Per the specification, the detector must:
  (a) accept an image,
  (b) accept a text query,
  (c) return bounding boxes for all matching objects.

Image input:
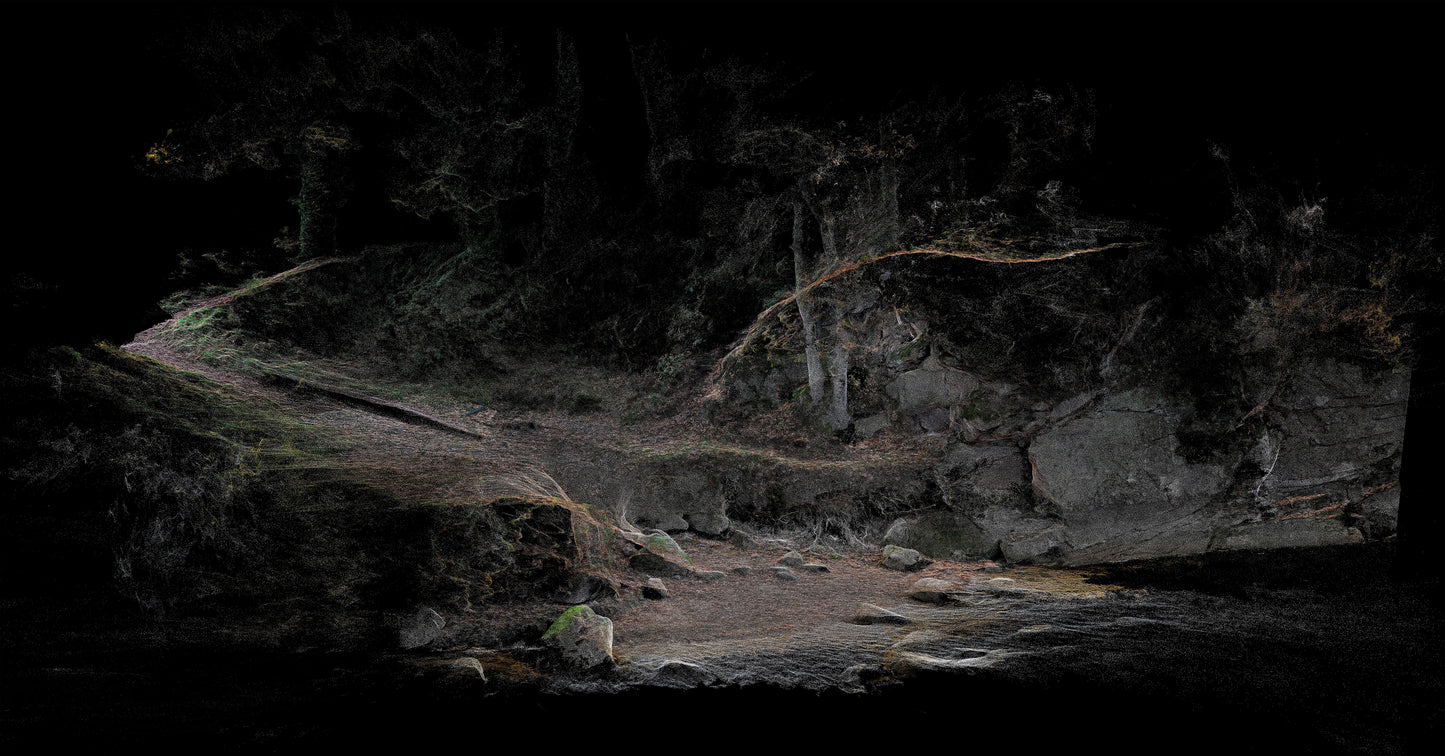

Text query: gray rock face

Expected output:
[887,353,982,411]
[1357,485,1400,539]
[938,444,1031,509]
[609,333,1406,572]
[1210,518,1365,551]
[1028,389,1231,562]
[1251,359,1408,511]
[999,524,1069,563]
[616,469,730,537]
[541,605,615,669]
[779,551,805,568]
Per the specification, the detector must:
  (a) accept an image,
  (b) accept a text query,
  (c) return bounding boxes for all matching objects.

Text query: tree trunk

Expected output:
[1395,333,1445,597]
[824,314,851,431]
[879,126,900,248]
[792,199,825,406]
[298,143,338,260]
[800,191,851,429]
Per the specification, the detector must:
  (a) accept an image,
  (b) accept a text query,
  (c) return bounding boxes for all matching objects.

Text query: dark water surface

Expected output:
[4,544,1440,753]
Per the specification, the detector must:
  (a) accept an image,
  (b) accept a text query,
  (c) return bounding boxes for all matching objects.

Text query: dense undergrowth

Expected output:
[0,346,603,646]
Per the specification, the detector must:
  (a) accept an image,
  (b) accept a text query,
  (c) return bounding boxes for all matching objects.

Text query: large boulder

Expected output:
[628,529,695,577]
[883,513,997,560]
[397,607,446,650]
[541,605,615,669]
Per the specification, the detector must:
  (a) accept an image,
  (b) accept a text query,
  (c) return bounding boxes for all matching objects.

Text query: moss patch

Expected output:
[541,604,596,640]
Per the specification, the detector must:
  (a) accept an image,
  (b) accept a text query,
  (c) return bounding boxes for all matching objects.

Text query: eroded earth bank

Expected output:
[4,243,1440,752]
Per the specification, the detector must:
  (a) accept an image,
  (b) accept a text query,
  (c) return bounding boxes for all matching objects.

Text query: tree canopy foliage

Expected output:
[129,5,1438,388]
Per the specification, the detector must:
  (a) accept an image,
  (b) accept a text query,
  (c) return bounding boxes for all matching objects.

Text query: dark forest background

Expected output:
[6,3,1438,354]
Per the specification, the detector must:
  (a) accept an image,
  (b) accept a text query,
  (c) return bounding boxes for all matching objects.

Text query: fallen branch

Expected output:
[261,371,487,441]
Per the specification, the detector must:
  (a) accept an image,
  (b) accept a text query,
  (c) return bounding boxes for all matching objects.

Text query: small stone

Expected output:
[732,565,753,575]
[772,566,799,581]
[907,578,958,604]
[729,530,759,550]
[798,563,831,573]
[694,570,726,582]
[854,603,913,626]
[779,551,805,567]
[853,413,890,441]
[408,656,487,685]
[684,511,730,536]
[641,578,669,599]
[880,545,931,572]
[840,663,886,688]
[447,657,487,680]
[652,659,717,686]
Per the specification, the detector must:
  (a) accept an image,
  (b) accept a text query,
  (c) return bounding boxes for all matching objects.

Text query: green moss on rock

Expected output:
[542,604,596,640]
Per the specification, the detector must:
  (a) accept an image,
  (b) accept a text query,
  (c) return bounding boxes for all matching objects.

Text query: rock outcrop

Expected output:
[573,255,1409,570]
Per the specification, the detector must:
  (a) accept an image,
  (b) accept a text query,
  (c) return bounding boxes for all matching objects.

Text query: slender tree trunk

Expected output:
[1395,327,1445,599]
[792,198,825,406]
[799,189,851,429]
[880,126,900,248]
[298,143,338,260]
[824,314,851,430]
[542,30,584,252]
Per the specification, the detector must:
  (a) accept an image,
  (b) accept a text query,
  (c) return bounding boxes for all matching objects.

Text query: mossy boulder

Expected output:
[541,604,615,669]
[628,530,694,577]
